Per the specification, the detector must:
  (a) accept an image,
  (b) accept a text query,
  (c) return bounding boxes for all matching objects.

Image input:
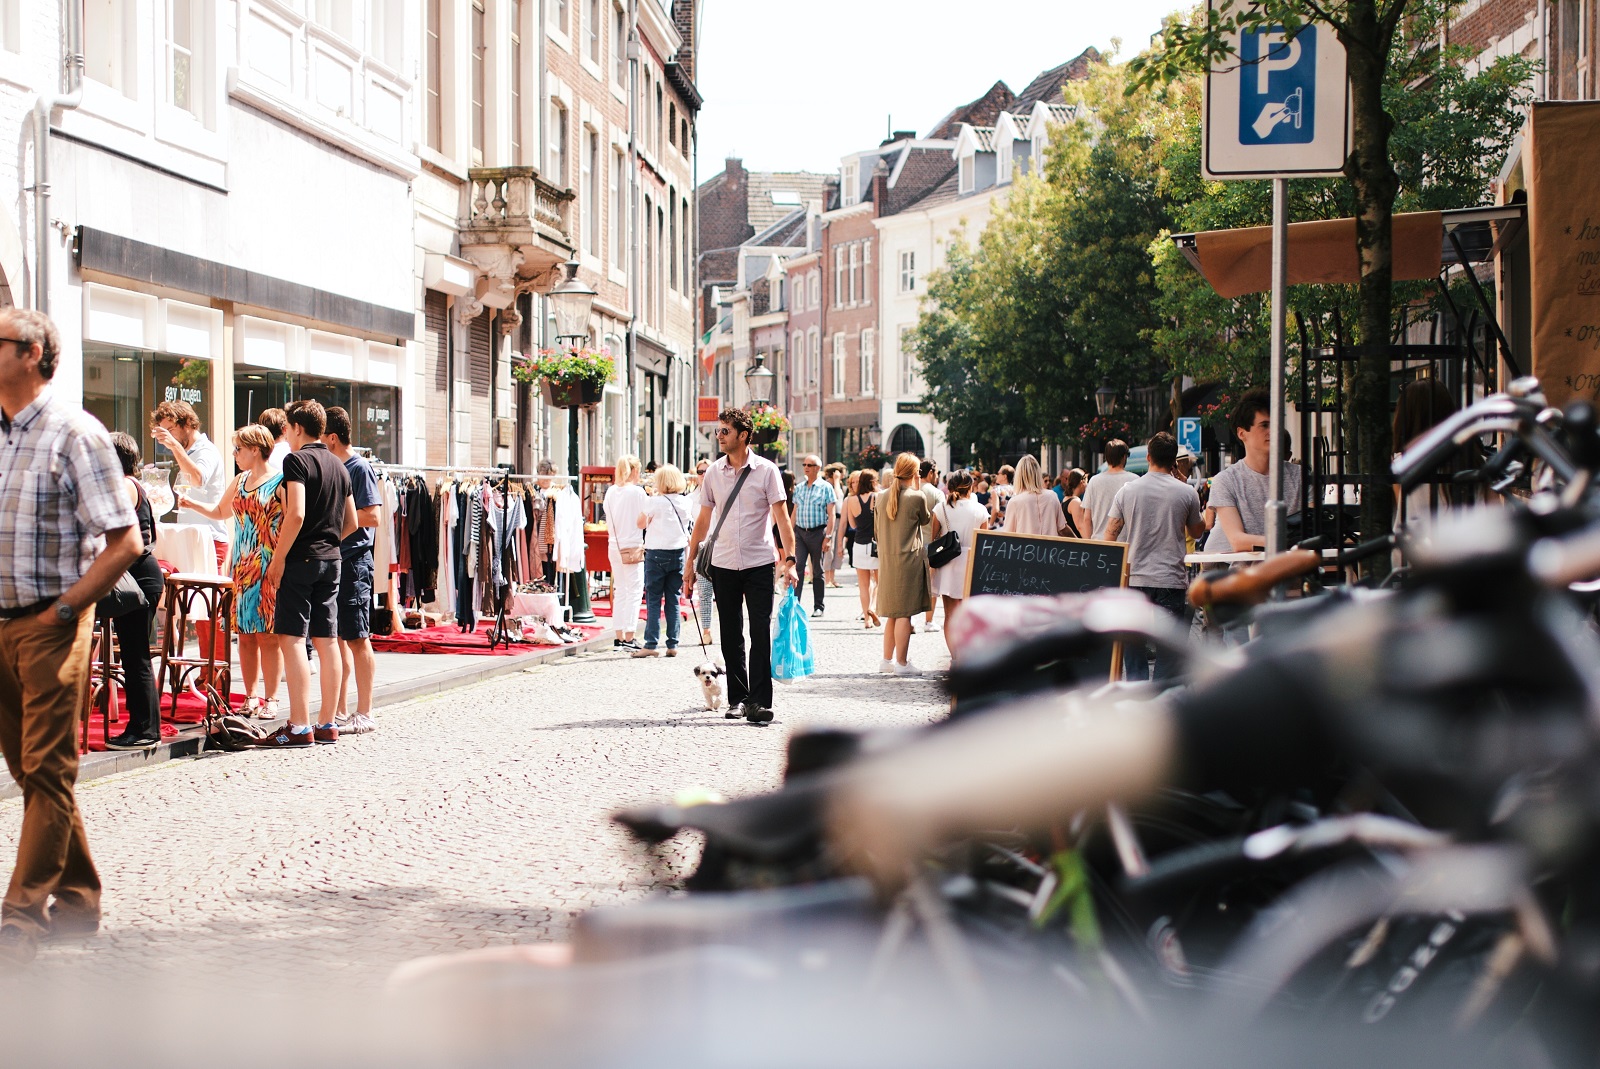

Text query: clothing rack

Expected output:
[369,461,572,482]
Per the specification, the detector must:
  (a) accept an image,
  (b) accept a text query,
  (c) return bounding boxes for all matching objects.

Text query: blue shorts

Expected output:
[337,551,373,641]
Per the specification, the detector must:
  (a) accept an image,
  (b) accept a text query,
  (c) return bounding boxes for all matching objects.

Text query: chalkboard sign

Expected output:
[963,531,1129,598]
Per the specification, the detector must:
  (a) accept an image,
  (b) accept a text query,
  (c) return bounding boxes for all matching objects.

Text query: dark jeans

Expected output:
[111,553,166,739]
[793,525,827,611]
[642,548,685,649]
[1127,586,1189,682]
[711,563,775,711]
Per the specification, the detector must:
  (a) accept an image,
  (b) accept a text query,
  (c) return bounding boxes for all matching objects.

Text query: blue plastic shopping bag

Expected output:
[771,586,815,681]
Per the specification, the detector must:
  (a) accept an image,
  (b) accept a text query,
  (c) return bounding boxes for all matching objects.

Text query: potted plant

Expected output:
[512,345,616,408]
[1076,415,1133,450]
[749,404,790,447]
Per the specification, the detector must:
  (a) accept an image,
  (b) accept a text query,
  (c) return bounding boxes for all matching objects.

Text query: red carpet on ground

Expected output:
[371,620,603,656]
[81,687,244,753]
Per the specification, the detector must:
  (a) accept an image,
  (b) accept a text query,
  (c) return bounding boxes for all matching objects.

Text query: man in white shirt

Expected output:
[152,399,229,674]
[1082,439,1139,541]
[683,409,797,725]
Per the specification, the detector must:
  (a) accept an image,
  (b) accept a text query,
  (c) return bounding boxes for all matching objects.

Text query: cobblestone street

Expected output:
[0,587,946,999]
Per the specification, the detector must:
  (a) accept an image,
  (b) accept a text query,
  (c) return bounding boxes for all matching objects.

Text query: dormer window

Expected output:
[997,140,1012,184]
[959,154,973,194]
[841,161,859,207]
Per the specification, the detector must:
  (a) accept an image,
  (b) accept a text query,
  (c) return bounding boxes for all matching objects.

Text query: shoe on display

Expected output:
[743,704,774,725]
[105,733,159,751]
[252,726,314,748]
[313,724,339,745]
[893,661,923,677]
[878,659,896,675]
[631,647,660,658]
[0,925,37,969]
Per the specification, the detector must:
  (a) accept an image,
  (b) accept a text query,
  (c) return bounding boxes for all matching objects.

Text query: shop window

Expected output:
[233,370,400,463]
[85,348,214,486]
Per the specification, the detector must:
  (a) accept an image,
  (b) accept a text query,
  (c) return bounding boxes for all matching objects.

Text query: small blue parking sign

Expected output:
[1177,417,1202,457]
[1239,26,1317,146]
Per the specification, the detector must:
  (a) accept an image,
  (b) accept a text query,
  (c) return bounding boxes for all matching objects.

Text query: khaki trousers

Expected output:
[0,610,98,936]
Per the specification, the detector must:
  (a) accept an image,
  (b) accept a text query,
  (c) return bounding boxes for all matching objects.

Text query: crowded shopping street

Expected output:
[6,0,1600,1065]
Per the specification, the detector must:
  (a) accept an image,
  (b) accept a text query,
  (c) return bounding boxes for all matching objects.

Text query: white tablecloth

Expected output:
[154,523,222,576]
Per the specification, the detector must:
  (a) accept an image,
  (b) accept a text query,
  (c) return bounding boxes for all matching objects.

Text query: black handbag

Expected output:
[96,567,148,618]
[926,503,961,569]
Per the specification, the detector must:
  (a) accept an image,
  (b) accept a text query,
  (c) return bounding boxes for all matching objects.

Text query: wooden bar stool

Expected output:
[156,573,235,723]
[80,614,122,753]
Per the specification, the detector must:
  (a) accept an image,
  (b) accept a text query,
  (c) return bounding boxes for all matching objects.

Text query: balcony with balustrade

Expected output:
[457,168,575,305]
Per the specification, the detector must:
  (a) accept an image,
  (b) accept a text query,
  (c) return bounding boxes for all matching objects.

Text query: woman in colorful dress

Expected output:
[177,424,286,718]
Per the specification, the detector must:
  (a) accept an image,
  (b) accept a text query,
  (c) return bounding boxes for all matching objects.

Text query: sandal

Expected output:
[242,696,264,717]
[868,612,882,628]
[262,698,280,720]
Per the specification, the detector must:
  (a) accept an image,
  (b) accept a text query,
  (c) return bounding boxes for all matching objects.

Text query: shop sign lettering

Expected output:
[164,387,203,404]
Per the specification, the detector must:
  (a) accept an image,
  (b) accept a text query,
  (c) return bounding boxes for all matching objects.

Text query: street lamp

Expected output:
[1094,384,1119,417]
[743,352,775,407]
[548,257,598,622]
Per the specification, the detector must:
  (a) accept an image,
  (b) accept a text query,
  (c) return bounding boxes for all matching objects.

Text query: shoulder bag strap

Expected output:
[705,466,754,548]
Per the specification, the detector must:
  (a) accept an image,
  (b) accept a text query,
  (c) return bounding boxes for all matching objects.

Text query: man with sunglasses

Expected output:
[791,454,837,619]
[684,409,797,725]
[0,310,142,967]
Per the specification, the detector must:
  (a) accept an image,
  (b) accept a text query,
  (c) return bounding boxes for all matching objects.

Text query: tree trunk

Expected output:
[1341,2,1399,573]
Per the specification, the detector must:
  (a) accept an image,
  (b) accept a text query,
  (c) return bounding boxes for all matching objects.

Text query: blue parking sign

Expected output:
[1239,26,1318,146]
[1177,417,1202,457]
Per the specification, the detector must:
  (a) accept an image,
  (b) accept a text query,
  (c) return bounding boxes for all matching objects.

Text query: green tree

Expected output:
[1132,0,1533,551]
[912,244,1031,469]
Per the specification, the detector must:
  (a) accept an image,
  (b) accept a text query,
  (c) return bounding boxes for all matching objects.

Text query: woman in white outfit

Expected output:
[840,468,881,628]
[929,470,990,655]
[602,455,649,650]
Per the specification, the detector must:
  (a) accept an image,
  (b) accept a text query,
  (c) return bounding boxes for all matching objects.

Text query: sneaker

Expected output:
[725,702,748,720]
[0,925,37,969]
[342,714,376,735]
[878,659,896,675]
[105,733,159,751]
[743,704,774,725]
[811,608,825,618]
[313,724,339,745]
[893,661,923,677]
[252,726,313,748]
[631,647,660,658]
[924,621,941,633]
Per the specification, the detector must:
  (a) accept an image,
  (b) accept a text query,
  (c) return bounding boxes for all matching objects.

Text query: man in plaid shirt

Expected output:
[0,310,141,968]
[791,454,838,618]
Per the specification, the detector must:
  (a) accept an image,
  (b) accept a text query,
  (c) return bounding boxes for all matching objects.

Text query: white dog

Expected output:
[692,661,725,712]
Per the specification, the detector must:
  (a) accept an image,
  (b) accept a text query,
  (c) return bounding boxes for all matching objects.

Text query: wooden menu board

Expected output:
[962,530,1129,598]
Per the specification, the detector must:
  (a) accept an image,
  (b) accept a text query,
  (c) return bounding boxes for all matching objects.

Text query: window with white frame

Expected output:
[831,333,846,398]
[583,128,600,254]
[958,154,973,194]
[841,161,859,206]
[833,247,846,308]
[899,325,916,394]
[610,148,625,266]
[587,0,601,62]
[643,194,654,325]
[314,0,355,41]
[860,329,876,397]
[510,0,524,163]
[668,193,678,291]
[790,276,804,314]
[899,250,916,293]
[613,3,627,84]
[809,327,820,387]
[792,331,805,383]
[425,0,443,151]
[548,100,568,186]
[471,0,487,163]
[862,243,872,304]
[0,0,17,53]
[85,0,138,98]
[551,0,567,34]
[167,0,213,127]
[847,243,859,306]
[370,0,404,68]
[809,271,820,307]
[997,139,1012,183]
[681,197,691,289]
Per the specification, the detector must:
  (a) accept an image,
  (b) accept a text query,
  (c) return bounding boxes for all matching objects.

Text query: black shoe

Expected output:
[743,704,774,725]
[105,733,159,751]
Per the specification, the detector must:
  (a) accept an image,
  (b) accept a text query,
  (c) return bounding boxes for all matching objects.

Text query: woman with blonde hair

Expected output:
[841,469,880,628]
[603,454,649,649]
[634,463,693,656]
[875,453,933,675]
[176,423,286,718]
[1001,454,1069,537]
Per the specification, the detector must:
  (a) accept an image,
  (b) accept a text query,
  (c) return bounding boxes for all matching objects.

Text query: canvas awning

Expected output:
[1171,205,1525,300]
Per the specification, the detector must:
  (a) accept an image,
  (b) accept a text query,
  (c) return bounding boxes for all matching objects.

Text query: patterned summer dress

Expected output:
[231,471,285,633]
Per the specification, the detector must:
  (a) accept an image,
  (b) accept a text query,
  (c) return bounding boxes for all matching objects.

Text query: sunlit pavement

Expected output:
[0,576,947,995]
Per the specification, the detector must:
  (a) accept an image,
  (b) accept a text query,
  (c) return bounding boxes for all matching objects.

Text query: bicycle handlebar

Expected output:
[1187,549,1320,610]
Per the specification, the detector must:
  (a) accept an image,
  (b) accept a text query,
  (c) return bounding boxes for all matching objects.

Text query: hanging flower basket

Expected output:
[512,346,615,408]
[1076,416,1133,447]
[749,403,790,446]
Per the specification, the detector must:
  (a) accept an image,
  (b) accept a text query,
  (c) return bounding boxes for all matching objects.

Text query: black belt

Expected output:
[797,525,829,531]
[0,598,56,620]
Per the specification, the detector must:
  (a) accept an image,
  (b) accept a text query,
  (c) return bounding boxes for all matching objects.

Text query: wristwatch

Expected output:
[785,555,796,564]
[53,599,74,623]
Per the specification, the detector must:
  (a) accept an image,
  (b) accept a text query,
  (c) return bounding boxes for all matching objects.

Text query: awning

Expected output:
[1171,205,1525,300]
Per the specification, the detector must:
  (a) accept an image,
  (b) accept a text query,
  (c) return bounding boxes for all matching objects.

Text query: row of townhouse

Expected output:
[1,0,701,479]
[696,51,1098,471]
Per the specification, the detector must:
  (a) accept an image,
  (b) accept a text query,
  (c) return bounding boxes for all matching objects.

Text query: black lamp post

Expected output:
[1094,384,1119,417]
[743,352,775,407]
[550,257,598,622]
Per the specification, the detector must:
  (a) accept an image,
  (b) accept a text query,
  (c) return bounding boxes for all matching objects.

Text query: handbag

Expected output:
[619,545,646,565]
[927,503,962,569]
[694,466,753,576]
[96,566,148,618]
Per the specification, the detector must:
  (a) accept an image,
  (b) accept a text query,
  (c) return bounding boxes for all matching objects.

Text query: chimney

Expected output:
[725,156,742,179]
[870,158,890,215]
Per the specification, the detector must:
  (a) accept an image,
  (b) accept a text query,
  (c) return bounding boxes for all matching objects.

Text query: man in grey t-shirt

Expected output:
[1107,433,1205,681]
[1202,388,1302,553]
[1082,438,1138,541]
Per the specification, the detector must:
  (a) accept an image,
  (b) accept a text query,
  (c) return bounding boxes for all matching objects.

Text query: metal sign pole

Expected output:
[1266,176,1288,559]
